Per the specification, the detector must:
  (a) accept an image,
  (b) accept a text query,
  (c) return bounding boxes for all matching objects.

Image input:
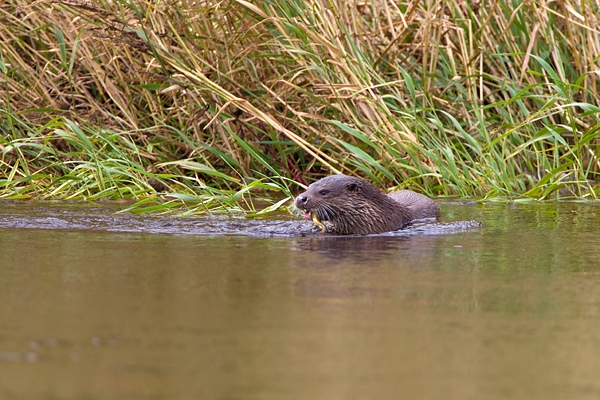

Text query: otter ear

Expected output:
[346,183,358,192]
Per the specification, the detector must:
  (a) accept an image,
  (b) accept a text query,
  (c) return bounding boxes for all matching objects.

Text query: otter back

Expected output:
[387,190,441,220]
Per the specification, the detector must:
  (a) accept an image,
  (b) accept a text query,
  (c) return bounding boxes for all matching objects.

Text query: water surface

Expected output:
[1,201,600,399]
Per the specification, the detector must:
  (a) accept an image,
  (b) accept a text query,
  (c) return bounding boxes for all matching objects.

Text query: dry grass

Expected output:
[1,0,600,208]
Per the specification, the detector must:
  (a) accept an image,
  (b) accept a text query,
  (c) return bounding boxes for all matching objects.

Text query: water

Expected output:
[1,201,600,399]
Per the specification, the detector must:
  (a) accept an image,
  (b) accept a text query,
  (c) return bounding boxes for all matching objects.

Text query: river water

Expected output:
[0,200,599,399]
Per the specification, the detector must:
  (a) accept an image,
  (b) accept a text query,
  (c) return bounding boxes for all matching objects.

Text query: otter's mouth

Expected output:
[298,207,327,233]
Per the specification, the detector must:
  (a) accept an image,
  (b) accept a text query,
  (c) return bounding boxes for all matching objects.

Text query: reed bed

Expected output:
[1,0,599,213]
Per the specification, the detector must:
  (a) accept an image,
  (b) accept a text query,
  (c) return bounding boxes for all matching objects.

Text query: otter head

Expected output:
[294,174,410,235]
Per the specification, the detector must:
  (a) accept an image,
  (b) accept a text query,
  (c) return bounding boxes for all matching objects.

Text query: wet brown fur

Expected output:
[294,175,440,235]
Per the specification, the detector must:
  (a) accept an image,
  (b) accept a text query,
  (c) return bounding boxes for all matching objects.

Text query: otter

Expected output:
[294,174,440,235]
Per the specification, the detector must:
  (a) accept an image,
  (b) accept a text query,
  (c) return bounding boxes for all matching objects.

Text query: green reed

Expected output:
[1,0,599,214]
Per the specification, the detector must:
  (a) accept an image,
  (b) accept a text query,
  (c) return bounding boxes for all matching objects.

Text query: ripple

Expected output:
[0,202,480,237]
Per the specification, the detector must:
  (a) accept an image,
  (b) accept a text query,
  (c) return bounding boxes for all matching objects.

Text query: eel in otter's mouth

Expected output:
[302,210,327,233]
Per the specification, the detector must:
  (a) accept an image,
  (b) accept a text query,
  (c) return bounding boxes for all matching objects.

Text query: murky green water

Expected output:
[1,201,600,399]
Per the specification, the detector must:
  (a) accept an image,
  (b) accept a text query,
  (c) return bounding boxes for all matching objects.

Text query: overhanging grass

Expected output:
[1,0,599,214]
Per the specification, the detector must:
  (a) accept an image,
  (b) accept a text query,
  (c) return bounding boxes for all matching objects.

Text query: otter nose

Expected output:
[295,194,308,206]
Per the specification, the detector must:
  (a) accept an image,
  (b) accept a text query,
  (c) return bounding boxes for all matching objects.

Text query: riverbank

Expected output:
[1,0,599,213]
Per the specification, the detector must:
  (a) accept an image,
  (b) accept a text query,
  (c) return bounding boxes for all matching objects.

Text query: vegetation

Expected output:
[1,0,599,214]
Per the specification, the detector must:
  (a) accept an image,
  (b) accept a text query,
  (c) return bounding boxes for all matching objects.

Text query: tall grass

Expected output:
[1,0,599,213]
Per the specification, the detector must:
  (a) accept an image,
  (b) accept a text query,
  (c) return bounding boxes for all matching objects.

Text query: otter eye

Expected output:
[319,189,329,196]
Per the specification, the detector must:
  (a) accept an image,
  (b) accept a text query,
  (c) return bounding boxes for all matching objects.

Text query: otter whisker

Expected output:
[314,208,328,222]
[321,205,336,221]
